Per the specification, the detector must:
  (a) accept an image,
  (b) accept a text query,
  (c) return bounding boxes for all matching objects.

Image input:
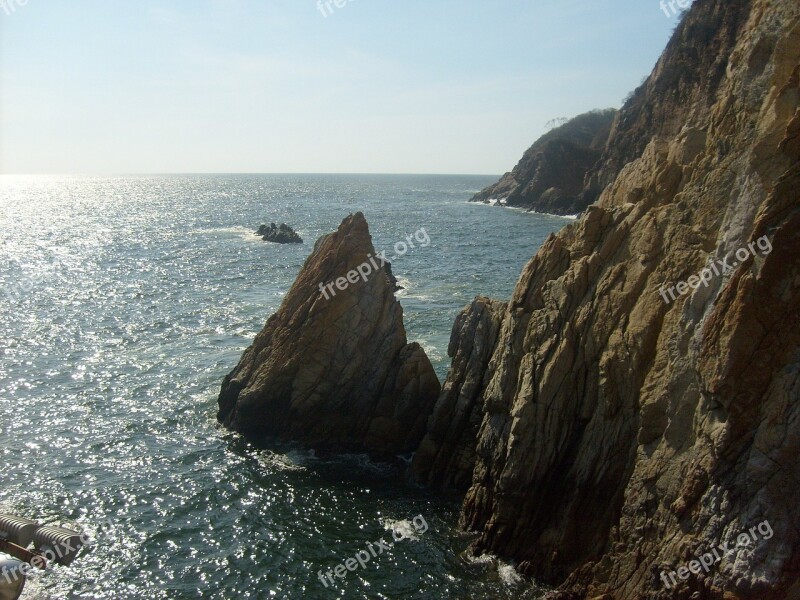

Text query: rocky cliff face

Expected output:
[470,109,616,216]
[422,1,800,598]
[218,212,441,456]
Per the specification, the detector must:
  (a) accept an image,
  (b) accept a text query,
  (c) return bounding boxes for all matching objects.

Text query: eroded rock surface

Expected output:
[219,212,441,455]
[429,1,800,598]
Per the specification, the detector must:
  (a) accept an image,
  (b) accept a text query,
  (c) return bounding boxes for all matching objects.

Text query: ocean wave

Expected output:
[471,200,581,220]
[464,551,494,564]
[527,210,580,220]
[416,340,442,362]
[463,553,524,586]
[497,561,524,585]
[395,276,412,297]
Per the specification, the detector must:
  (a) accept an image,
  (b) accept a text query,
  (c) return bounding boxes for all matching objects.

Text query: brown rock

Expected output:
[423,0,800,598]
[218,212,441,456]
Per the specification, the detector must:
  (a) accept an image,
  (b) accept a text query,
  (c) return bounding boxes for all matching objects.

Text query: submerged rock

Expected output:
[219,212,440,455]
[257,222,303,244]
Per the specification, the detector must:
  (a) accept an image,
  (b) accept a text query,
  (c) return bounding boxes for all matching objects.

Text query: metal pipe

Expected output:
[0,516,39,549]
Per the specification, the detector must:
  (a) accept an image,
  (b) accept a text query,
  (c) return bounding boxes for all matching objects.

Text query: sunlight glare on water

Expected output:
[0,174,565,599]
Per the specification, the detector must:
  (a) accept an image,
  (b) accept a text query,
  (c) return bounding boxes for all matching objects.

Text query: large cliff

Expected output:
[417,0,800,598]
[470,109,616,216]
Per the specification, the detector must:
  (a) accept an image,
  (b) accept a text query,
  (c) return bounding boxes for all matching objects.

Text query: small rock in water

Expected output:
[256,222,303,244]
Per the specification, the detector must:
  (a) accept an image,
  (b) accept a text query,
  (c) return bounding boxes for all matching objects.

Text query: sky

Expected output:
[0,0,681,175]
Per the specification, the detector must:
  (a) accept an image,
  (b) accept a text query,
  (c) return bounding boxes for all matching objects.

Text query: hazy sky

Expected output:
[0,0,680,174]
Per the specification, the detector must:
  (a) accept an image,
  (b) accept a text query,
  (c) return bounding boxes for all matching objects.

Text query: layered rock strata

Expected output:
[423,0,800,598]
[219,212,441,455]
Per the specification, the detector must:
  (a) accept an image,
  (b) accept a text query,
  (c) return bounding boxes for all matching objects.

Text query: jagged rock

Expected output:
[257,222,303,244]
[470,110,617,216]
[220,212,440,455]
[411,296,505,491]
[427,1,800,598]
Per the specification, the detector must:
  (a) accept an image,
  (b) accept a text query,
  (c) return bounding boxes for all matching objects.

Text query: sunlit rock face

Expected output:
[425,0,800,597]
[218,212,441,456]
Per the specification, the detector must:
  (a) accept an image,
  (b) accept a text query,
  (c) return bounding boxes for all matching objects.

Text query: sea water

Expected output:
[0,174,567,599]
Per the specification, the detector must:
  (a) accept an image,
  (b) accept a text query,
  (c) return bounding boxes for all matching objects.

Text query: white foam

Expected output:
[191,226,263,241]
[473,201,581,220]
[258,450,308,472]
[528,210,580,220]
[381,518,420,541]
[464,553,524,586]
[395,276,412,297]
[416,340,442,362]
[464,552,495,566]
[497,561,523,585]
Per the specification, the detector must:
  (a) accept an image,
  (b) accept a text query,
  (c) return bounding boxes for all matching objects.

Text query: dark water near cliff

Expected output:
[0,175,570,599]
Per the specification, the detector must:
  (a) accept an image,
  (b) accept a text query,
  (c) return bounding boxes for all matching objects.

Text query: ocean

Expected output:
[0,174,569,599]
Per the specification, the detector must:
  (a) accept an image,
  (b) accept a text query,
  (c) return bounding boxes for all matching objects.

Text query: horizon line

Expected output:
[0,171,502,177]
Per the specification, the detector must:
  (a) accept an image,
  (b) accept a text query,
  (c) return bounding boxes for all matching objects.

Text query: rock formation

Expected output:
[420,0,800,598]
[470,109,616,216]
[257,222,303,244]
[220,212,441,456]
[412,296,506,492]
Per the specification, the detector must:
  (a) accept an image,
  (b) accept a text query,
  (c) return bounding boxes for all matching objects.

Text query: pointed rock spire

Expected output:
[218,212,441,455]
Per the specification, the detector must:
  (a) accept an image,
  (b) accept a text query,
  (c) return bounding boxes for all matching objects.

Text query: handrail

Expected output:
[0,540,47,570]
